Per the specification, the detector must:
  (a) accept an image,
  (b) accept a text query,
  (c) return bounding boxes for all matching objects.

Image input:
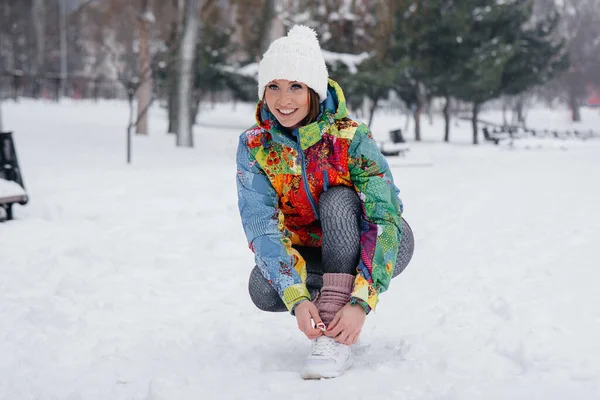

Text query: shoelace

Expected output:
[311,337,337,356]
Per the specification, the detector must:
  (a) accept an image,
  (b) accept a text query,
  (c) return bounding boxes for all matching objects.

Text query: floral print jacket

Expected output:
[236,79,403,314]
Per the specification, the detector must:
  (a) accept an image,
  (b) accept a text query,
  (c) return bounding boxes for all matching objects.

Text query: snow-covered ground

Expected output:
[1,100,599,400]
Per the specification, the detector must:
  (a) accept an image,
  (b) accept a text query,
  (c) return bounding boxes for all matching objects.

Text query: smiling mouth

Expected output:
[277,108,297,116]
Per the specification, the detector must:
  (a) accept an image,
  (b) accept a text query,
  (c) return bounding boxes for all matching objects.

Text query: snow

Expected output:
[321,50,369,73]
[141,10,155,24]
[1,99,600,399]
[222,62,258,78]
[0,179,25,198]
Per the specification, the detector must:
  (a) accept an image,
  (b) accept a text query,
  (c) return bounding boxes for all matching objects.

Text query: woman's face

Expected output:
[264,79,310,130]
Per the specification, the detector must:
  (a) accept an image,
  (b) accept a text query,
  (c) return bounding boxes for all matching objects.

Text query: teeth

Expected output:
[278,109,295,115]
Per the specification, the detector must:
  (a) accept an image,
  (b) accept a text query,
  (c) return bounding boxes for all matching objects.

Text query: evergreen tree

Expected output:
[387,1,429,141]
[499,6,567,98]
[499,8,567,123]
[331,57,396,128]
[451,1,538,144]
[400,0,473,142]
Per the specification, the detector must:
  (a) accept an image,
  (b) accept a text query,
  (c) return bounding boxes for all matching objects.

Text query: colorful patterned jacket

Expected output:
[236,79,403,314]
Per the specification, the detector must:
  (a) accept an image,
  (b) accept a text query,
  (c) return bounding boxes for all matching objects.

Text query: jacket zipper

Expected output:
[293,130,320,220]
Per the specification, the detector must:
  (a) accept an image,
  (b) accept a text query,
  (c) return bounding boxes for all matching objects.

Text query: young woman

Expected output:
[236,25,414,379]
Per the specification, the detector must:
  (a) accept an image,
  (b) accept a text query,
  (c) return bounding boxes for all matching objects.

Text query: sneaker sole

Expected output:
[301,359,353,380]
[301,370,343,380]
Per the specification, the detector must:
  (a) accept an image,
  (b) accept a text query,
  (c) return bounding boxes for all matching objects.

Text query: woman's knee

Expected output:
[319,186,361,219]
[393,218,414,278]
[248,266,321,312]
[248,266,287,312]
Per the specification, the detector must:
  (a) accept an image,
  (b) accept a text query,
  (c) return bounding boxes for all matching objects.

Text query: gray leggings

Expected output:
[248,186,414,312]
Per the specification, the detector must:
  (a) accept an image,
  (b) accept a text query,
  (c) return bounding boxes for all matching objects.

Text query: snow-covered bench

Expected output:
[378,141,410,157]
[377,128,410,157]
[0,179,27,221]
[0,132,28,221]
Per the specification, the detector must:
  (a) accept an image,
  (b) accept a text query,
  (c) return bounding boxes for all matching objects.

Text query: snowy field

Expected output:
[1,99,599,400]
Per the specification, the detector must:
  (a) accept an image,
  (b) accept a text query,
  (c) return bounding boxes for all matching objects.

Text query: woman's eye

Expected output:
[291,84,303,90]
[267,84,279,90]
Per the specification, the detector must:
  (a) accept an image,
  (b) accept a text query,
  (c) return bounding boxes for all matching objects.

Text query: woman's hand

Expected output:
[324,303,366,345]
[294,300,325,340]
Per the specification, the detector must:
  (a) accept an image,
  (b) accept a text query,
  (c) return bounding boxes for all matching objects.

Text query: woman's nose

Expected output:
[278,92,293,105]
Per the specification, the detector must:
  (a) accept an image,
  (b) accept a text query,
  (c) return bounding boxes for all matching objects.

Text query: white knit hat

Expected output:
[258,25,329,103]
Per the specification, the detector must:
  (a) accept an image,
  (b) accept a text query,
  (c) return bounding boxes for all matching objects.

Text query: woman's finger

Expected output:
[344,333,358,346]
[325,322,344,338]
[327,312,342,332]
[305,326,323,339]
[335,330,350,344]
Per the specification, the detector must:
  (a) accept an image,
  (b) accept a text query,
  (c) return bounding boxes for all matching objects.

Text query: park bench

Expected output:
[0,132,28,221]
[378,128,410,157]
[482,126,509,144]
[482,124,599,144]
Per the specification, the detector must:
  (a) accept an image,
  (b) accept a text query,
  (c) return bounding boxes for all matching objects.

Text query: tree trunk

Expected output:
[413,105,422,141]
[443,94,451,142]
[472,103,480,145]
[569,86,581,122]
[258,0,275,57]
[31,0,45,98]
[367,96,379,128]
[2,2,14,73]
[136,0,154,135]
[59,0,67,98]
[167,73,179,134]
[167,0,184,134]
[513,95,527,126]
[127,91,135,164]
[176,0,199,147]
[414,82,425,141]
[189,89,203,127]
[426,96,433,125]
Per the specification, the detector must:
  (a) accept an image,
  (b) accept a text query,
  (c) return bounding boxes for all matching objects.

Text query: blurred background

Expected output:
[1,0,599,146]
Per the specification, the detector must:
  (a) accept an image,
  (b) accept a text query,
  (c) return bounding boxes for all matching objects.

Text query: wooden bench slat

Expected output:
[0,194,28,205]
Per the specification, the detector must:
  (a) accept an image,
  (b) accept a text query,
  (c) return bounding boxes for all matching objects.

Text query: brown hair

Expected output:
[301,88,321,126]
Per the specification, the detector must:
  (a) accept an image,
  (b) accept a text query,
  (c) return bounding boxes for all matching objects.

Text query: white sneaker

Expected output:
[301,336,353,379]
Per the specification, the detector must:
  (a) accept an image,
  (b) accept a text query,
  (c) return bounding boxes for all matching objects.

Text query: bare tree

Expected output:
[258,0,276,57]
[59,0,68,98]
[557,0,600,121]
[136,0,154,135]
[176,0,200,147]
[31,0,46,95]
[167,0,185,134]
[232,0,263,62]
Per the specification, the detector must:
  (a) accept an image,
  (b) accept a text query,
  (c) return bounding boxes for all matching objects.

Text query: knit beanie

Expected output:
[257,25,329,103]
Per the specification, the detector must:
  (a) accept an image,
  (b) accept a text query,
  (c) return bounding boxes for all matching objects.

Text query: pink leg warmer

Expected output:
[316,273,355,326]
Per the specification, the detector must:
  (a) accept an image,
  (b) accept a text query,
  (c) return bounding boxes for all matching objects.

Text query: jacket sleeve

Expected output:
[236,134,311,313]
[347,124,403,313]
